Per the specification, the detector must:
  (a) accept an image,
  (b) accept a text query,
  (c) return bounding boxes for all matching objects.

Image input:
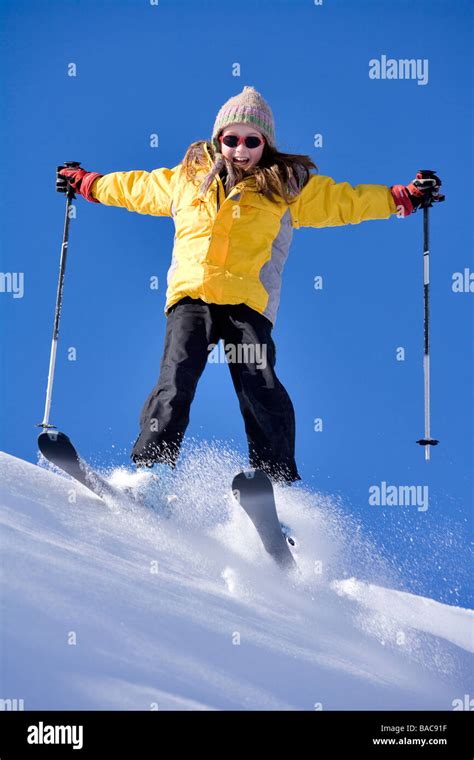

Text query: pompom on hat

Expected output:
[211,85,276,152]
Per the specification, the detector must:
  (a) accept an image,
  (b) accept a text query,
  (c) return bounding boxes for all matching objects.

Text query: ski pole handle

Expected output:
[416,168,445,209]
[57,160,82,200]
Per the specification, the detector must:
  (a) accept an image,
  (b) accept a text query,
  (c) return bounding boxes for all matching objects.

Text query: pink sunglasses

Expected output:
[219,134,265,149]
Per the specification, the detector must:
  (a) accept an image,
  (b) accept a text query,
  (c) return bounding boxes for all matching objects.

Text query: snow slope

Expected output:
[0,447,472,711]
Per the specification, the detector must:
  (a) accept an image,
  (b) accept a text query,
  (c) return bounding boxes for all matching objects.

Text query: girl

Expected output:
[57,85,443,488]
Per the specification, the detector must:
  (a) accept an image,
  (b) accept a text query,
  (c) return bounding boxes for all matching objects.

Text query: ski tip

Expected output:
[38,430,78,459]
[232,469,274,503]
[232,469,271,484]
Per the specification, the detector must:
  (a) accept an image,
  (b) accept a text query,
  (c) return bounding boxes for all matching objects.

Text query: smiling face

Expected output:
[219,123,265,171]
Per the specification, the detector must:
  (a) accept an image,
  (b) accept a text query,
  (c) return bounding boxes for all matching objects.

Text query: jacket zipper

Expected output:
[216,174,223,213]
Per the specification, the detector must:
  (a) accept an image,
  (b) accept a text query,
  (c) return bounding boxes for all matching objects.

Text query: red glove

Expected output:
[56,165,103,203]
[391,170,444,218]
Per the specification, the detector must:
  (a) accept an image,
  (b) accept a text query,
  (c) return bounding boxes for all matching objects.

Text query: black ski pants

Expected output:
[131,297,301,483]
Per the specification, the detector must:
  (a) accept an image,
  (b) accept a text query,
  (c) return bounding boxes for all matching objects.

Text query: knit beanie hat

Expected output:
[211,85,276,152]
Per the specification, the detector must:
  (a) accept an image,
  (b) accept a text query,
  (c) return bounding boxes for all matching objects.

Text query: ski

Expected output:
[232,469,297,571]
[38,430,120,503]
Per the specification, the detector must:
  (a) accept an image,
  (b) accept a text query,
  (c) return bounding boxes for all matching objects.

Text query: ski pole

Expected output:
[37,161,81,431]
[416,170,442,460]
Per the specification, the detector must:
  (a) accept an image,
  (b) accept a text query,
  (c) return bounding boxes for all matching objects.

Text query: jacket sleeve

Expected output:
[90,164,181,216]
[288,174,398,229]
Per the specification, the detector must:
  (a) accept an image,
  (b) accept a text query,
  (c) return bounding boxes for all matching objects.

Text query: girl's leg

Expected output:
[131,298,218,467]
[221,304,301,484]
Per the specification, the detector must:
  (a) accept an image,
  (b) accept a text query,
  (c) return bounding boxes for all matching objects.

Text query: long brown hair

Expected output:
[181,139,318,205]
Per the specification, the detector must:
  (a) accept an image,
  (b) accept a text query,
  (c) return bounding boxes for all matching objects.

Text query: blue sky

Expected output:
[1,0,472,605]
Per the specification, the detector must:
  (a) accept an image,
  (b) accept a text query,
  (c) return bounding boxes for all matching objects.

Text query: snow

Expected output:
[0,447,472,711]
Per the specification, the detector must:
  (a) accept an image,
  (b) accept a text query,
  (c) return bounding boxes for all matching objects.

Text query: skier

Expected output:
[56,85,443,492]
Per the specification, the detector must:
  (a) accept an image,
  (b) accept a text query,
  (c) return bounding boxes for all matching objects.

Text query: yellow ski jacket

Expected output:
[91,144,398,325]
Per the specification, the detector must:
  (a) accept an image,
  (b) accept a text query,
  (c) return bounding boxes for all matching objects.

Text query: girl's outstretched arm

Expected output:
[92,166,181,216]
[288,174,397,229]
[58,164,181,217]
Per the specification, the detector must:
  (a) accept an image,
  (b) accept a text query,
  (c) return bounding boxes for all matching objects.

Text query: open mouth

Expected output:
[233,158,249,165]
